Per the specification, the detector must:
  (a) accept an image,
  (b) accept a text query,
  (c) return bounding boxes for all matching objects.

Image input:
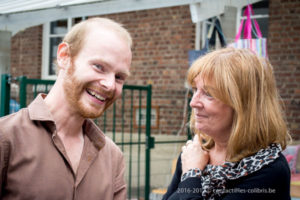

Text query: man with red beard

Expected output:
[0,17,132,200]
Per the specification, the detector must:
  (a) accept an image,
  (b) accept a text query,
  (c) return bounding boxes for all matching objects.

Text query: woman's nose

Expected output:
[190,91,204,108]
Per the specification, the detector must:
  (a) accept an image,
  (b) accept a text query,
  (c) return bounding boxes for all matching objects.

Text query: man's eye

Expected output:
[116,74,125,82]
[94,64,104,71]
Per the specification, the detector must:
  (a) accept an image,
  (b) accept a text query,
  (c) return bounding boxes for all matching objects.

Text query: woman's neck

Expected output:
[209,142,228,166]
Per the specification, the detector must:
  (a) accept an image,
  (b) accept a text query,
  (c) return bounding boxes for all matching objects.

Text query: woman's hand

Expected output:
[181,134,209,174]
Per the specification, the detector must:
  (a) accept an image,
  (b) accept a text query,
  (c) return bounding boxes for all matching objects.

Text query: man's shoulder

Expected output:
[0,109,29,133]
[0,108,28,121]
[0,109,30,146]
[83,119,124,159]
[104,136,123,155]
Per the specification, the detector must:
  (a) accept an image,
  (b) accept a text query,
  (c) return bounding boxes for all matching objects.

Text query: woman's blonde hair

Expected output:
[187,48,290,162]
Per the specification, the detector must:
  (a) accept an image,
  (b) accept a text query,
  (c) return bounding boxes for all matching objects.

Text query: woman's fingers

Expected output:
[186,140,193,146]
[193,134,201,145]
[181,134,209,173]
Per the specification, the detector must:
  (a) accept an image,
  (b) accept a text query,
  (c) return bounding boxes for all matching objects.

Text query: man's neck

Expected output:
[43,77,86,173]
[44,80,84,137]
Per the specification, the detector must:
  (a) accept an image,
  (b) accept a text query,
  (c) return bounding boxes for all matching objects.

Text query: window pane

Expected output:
[242,1,269,15]
[240,18,269,38]
[50,19,67,35]
[49,37,62,75]
[73,17,84,25]
[255,18,268,38]
[241,1,269,38]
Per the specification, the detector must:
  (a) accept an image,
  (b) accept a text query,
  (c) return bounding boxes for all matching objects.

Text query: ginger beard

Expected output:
[63,63,115,119]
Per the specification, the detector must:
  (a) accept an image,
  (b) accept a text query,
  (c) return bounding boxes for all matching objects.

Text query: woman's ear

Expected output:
[57,42,71,70]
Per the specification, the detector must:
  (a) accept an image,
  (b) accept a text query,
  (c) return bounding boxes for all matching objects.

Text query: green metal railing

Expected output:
[18,76,55,108]
[103,84,154,200]
[0,74,154,200]
[0,74,10,116]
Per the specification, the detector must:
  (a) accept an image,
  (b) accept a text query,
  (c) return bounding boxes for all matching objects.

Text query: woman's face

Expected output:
[190,75,234,142]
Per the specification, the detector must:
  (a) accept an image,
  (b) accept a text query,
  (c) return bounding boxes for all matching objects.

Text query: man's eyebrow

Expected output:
[91,58,110,66]
[91,58,131,77]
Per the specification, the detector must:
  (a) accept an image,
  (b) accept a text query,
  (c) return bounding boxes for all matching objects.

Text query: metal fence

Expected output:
[0,74,157,200]
[0,74,191,199]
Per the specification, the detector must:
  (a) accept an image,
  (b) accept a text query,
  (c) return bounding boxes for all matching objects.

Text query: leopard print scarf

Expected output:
[200,143,282,199]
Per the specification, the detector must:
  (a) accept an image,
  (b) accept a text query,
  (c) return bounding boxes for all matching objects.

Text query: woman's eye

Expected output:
[192,87,197,93]
[204,90,213,98]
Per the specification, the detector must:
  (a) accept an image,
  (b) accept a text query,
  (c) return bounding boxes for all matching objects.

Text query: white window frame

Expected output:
[42,18,75,80]
[198,3,269,49]
[200,19,220,49]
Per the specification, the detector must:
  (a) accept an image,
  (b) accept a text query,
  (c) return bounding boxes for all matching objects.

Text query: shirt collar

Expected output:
[83,120,106,150]
[28,93,54,121]
[28,94,106,150]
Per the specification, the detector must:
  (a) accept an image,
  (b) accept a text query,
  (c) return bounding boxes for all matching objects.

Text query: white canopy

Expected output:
[0,0,203,34]
[0,0,106,14]
[0,0,261,34]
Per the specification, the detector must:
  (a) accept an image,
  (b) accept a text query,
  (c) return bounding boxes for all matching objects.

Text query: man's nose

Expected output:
[99,74,116,91]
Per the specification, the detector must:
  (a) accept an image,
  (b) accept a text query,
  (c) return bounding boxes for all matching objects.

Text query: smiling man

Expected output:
[0,18,132,200]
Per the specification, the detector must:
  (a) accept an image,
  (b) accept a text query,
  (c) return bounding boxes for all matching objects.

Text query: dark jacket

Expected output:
[163,153,291,200]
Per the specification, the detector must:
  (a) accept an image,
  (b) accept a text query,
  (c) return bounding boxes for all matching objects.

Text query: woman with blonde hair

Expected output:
[163,48,291,200]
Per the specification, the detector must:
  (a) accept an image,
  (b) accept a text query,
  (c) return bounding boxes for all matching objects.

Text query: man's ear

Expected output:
[57,42,71,70]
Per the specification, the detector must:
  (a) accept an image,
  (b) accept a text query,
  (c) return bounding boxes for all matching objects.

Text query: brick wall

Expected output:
[100,5,194,135]
[9,6,194,135]
[268,0,300,139]
[9,2,300,138]
[11,25,42,79]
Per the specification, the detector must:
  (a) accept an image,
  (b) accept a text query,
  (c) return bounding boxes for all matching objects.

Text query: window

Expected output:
[239,0,269,38]
[197,0,269,50]
[42,17,85,79]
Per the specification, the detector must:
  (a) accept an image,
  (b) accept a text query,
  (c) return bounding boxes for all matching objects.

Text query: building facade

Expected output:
[9,0,300,139]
